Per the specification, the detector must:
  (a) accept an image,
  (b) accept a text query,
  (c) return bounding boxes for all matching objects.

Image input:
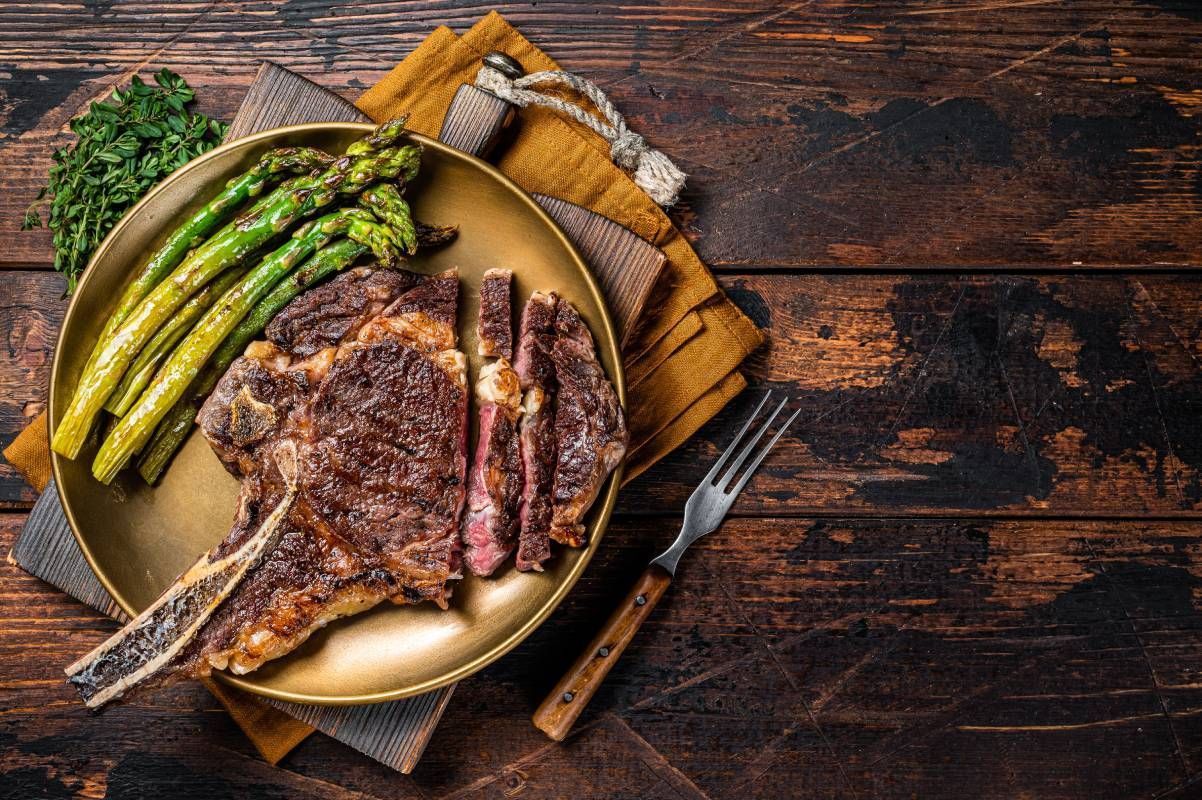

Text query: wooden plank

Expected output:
[6,511,1202,798]
[224,62,369,140]
[266,688,457,776]
[0,271,65,507]
[534,193,666,349]
[622,271,1202,516]
[9,480,125,620]
[8,270,1202,516]
[3,1,1202,268]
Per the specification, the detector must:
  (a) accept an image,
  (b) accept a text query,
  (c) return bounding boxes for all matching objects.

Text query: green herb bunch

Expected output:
[22,68,228,292]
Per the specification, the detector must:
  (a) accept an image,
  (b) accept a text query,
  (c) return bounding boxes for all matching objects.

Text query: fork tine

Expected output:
[703,391,773,484]
[715,396,789,491]
[725,405,802,499]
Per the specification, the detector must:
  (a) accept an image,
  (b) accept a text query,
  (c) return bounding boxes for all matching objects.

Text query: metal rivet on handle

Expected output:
[598,647,610,658]
[563,692,575,703]
[483,51,525,80]
[635,594,647,606]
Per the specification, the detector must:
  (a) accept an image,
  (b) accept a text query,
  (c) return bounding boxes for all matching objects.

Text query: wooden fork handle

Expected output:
[532,564,672,741]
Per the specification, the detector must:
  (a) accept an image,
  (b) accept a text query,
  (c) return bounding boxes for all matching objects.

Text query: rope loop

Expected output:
[476,64,686,207]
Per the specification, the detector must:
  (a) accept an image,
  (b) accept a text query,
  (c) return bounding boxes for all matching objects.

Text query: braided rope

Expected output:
[476,65,687,207]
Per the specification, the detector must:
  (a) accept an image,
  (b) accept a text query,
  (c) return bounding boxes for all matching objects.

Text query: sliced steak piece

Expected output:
[462,270,523,576]
[477,268,513,359]
[513,292,558,572]
[547,300,627,546]
[182,267,467,679]
[266,266,419,358]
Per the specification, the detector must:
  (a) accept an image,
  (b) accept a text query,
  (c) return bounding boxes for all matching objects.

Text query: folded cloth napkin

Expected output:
[3,10,761,763]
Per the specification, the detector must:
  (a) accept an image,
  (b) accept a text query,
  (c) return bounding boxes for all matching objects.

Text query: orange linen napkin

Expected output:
[4,10,761,763]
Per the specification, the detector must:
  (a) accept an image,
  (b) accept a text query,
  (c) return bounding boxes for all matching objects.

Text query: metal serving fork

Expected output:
[532,393,801,740]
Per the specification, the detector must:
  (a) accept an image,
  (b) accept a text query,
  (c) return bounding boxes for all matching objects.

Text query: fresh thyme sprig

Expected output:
[22,68,228,292]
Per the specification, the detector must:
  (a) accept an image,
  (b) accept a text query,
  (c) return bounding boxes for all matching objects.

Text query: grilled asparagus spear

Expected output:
[92,208,404,483]
[104,265,250,417]
[359,183,418,255]
[53,126,421,459]
[136,214,457,484]
[344,114,410,157]
[82,148,334,380]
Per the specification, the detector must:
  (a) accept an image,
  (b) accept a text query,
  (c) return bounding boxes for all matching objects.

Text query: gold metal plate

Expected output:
[49,123,624,705]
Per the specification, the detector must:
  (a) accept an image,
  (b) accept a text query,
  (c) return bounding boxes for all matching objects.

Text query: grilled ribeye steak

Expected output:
[512,291,626,569]
[513,292,558,571]
[548,300,627,546]
[477,268,513,359]
[265,267,419,358]
[193,267,466,678]
[78,267,469,696]
[462,271,523,576]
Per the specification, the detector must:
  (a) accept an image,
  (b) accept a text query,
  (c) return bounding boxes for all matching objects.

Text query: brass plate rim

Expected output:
[49,121,625,706]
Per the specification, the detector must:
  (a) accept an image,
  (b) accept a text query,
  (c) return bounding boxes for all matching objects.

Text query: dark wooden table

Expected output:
[4,2,1202,798]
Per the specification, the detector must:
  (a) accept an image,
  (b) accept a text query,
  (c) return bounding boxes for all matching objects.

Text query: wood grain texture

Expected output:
[225,61,370,140]
[534,193,667,348]
[3,1,1202,269]
[10,480,125,620]
[267,687,457,775]
[622,272,1202,516]
[438,83,514,158]
[0,271,65,506]
[6,512,1202,798]
[3,1,1202,797]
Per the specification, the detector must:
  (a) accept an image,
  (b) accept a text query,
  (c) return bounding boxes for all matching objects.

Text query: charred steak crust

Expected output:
[303,335,467,603]
[513,292,559,572]
[477,268,513,359]
[548,300,628,547]
[384,269,458,327]
[266,267,419,357]
[184,267,467,680]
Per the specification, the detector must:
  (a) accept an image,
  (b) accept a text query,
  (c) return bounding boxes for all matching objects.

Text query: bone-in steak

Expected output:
[179,267,467,677]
